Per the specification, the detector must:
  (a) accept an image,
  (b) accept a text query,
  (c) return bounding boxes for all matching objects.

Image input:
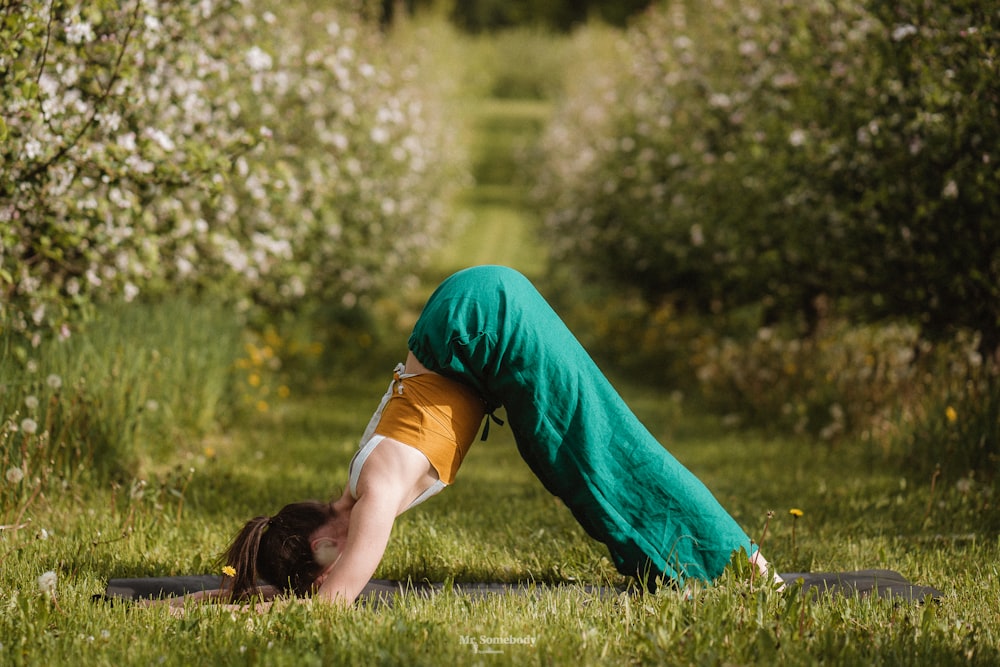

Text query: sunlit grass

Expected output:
[4,364,1000,665]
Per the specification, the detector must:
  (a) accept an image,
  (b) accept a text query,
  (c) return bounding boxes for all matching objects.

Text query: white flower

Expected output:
[245,46,272,72]
[5,467,23,484]
[25,395,39,410]
[145,128,176,152]
[144,15,162,33]
[892,24,918,42]
[942,180,959,199]
[64,20,95,44]
[20,418,38,435]
[37,570,57,595]
[123,282,140,303]
[24,138,43,160]
[788,129,807,147]
[708,93,732,109]
[47,374,62,390]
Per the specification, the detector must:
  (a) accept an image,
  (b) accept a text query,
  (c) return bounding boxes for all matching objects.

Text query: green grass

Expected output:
[3,371,1000,666]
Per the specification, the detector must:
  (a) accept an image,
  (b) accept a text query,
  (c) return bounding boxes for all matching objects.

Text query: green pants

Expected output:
[408,265,753,584]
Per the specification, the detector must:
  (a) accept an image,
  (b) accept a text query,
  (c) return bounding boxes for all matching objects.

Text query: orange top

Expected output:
[374,372,486,484]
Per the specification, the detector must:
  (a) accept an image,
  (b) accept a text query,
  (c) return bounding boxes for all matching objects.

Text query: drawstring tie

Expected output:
[480,410,504,441]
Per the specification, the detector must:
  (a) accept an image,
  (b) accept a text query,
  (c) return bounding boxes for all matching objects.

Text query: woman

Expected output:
[224,265,777,604]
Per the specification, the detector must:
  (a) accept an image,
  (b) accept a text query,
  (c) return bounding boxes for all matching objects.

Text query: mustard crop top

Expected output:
[374,372,486,484]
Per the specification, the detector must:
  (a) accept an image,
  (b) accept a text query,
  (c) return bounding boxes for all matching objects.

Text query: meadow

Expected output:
[2,320,999,666]
[3,4,999,665]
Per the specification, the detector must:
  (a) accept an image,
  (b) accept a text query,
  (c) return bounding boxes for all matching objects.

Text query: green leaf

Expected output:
[0,116,7,142]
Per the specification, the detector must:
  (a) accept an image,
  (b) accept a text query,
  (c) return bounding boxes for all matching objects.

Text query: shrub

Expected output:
[535,0,1000,351]
[692,320,926,441]
[692,320,998,480]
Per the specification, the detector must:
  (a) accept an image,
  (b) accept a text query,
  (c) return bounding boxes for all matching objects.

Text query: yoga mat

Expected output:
[98,569,941,605]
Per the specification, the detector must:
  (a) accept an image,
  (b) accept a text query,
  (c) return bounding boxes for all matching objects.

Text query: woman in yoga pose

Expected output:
[223,265,778,604]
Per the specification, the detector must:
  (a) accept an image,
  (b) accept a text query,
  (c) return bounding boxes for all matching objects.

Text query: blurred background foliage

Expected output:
[1,0,997,491]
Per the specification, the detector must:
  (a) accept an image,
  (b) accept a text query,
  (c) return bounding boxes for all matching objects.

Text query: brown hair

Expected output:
[221,500,334,600]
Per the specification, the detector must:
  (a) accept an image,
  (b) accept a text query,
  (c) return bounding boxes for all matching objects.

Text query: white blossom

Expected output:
[145,128,176,152]
[245,46,273,72]
[5,467,24,484]
[123,282,140,303]
[892,24,918,41]
[64,20,95,45]
[37,571,57,595]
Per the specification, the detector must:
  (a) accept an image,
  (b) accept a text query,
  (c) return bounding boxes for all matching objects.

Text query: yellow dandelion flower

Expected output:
[277,385,291,398]
[204,446,217,459]
[789,508,804,518]
[256,400,269,413]
[248,373,261,388]
[222,565,236,577]
[945,406,958,423]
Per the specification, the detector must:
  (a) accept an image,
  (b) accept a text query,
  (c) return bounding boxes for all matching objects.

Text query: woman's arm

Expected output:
[314,436,439,605]
[314,490,399,604]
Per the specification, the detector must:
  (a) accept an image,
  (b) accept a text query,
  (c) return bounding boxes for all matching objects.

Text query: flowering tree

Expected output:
[536,0,999,354]
[1,0,458,346]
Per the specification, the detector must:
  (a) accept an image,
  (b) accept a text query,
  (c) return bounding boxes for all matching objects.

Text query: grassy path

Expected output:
[425,97,550,281]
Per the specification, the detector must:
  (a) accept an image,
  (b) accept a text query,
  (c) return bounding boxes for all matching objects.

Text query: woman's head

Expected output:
[222,500,335,600]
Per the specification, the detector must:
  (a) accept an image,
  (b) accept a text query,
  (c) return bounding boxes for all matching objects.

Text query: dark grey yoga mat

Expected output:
[98,569,941,605]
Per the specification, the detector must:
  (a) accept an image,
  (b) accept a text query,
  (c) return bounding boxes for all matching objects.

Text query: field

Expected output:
[2,9,999,666]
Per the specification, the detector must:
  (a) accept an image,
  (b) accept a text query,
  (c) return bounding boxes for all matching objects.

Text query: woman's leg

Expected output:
[409,266,757,586]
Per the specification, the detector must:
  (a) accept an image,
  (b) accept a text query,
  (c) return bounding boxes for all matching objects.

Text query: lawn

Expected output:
[3,359,998,666]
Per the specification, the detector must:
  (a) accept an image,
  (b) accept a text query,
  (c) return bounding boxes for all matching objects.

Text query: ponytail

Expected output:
[221,515,271,601]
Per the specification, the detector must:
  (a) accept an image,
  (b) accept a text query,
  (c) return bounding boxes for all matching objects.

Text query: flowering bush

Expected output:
[693,320,926,439]
[535,0,999,350]
[691,320,998,480]
[1,0,460,345]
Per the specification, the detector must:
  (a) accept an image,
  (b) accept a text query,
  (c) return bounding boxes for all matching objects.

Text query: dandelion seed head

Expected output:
[37,570,57,595]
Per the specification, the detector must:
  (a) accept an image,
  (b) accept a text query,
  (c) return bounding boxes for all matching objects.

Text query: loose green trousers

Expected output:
[408,266,753,584]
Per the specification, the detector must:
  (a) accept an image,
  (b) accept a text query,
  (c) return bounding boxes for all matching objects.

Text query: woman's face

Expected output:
[308,512,349,585]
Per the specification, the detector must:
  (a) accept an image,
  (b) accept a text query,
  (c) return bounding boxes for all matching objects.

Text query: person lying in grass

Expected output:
[221,265,780,606]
